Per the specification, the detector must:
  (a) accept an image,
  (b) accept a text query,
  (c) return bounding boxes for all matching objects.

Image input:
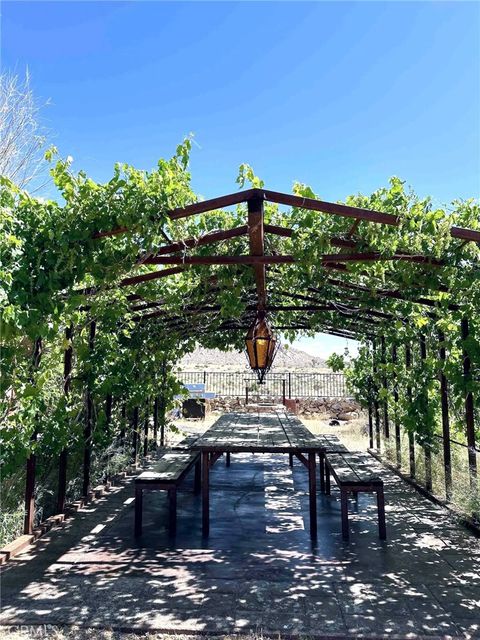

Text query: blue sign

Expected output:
[174,382,215,400]
[184,383,206,393]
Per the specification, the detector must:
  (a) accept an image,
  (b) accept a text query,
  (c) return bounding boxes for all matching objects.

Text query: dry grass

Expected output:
[301,415,369,452]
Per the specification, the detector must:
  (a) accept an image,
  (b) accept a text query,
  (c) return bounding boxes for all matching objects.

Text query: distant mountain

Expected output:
[177,345,328,371]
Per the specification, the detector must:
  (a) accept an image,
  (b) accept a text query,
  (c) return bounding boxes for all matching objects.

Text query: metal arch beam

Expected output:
[274,290,397,322]
[128,287,391,331]
[266,261,455,304]
[169,190,255,220]
[91,187,480,243]
[76,256,457,305]
[133,253,445,267]
[130,303,385,323]
[140,225,249,262]
[128,287,255,313]
[261,189,480,243]
[139,314,374,342]
[284,287,439,321]
[265,224,446,266]
[93,189,256,238]
[142,255,294,266]
[77,266,186,296]
[261,189,398,226]
[282,260,453,294]
[322,252,443,267]
[318,279,460,311]
[127,292,379,340]
[117,288,379,342]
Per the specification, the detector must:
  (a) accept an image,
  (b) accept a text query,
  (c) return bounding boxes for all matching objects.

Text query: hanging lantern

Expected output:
[245,312,279,384]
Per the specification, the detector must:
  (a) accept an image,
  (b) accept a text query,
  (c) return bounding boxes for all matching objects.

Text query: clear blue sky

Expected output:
[3,1,479,358]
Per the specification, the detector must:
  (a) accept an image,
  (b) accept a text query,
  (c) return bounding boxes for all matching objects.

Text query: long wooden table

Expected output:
[192,411,325,539]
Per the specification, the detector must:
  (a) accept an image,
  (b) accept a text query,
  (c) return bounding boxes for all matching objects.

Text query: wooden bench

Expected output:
[325,452,386,540]
[316,434,350,492]
[284,427,349,489]
[134,451,200,537]
[171,434,200,450]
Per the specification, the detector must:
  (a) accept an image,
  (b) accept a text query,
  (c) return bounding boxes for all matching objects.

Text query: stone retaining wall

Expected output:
[209,396,362,421]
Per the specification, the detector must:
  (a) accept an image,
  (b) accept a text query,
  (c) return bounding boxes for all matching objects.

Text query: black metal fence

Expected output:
[370,407,480,522]
[175,370,349,398]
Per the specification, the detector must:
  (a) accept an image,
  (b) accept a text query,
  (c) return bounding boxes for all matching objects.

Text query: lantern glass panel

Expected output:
[244,313,278,380]
[246,338,256,367]
[254,337,269,369]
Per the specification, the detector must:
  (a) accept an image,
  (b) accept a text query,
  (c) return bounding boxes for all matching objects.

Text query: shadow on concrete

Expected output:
[1,448,480,637]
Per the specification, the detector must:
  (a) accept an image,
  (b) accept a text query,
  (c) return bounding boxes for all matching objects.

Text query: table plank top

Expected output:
[192,411,324,453]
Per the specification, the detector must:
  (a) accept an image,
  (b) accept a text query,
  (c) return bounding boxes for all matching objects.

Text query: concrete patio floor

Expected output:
[1,448,480,638]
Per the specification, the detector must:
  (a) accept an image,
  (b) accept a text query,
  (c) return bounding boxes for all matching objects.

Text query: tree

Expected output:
[0,70,50,190]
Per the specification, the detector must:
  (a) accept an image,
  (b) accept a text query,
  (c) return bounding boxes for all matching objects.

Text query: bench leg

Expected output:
[134,486,143,537]
[319,453,325,493]
[168,488,177,536]
[377,487,387,540]
[209,452,222,468]
[289,453,293,468]
[194,459,201,494]
[340,489,349,540]
[325,464,331,495]
[308,452,317,539]
[226,452,231,467]
[202,451,210,537]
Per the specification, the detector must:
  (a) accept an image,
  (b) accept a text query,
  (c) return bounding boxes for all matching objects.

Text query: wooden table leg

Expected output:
[289,453,293,467]
[319,452,325,493]
[226,452,231,467]
[202,450,210,537]
[134,486,143,537]
[308,452,317,539]
[169,487,177,536]
[340,488,349,540]
[377,487,387,540]
[194,458,201,494]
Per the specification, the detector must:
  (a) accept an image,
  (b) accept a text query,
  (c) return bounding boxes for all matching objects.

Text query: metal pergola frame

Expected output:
[83,186,478,340]
[22,186,479,537]
[89,187,478,504]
